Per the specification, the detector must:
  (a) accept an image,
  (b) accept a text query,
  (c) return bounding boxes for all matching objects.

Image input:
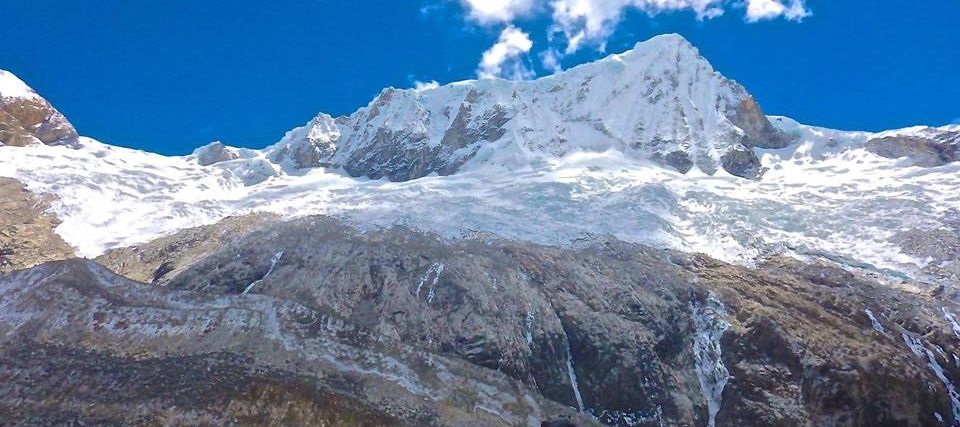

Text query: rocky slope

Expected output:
[87,214,960,426]
[0,257,594,426]
[0,70,78,147]
[0,177,74,273]
[867,126,960,167]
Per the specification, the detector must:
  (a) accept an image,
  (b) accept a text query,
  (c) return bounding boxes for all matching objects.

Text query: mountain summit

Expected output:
[263,34,792,180]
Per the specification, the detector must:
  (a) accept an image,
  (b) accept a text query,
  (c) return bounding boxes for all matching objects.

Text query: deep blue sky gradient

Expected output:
[1,0,957,154]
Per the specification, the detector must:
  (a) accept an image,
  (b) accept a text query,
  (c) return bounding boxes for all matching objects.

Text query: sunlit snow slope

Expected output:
[0,35,958,287]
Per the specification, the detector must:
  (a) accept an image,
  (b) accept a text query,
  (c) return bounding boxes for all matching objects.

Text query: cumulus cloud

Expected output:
[549,0,725,53]
[744,0,810,22]
[413,80,441,91]
[460,0,810,78]
[461,0,536,24]
[459,0,811,51]
[477,26,535,80]
[538,48,563,74]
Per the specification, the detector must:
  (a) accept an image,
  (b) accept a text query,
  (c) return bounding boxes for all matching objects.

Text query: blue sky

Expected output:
[1,0,957,155]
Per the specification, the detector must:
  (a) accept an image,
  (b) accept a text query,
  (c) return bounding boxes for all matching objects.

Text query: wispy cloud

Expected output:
[477,25,535,80]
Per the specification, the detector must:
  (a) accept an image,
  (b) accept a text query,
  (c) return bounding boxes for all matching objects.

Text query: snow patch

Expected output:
[563,334,586,413]
[944,308,960,341]
[865,308,887,335]
[242,250,284,295]
[525,307,535,346]
[902,331,960,423]
[415,262,444,303]
[594,406,664,427]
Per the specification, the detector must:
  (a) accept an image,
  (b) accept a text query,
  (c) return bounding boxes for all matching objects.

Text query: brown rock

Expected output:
[0,90,78,147]
[0,177,74,273]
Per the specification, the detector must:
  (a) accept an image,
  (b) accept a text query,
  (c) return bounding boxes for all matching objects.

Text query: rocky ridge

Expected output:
[81,214,960,426]
[867,126,960,167]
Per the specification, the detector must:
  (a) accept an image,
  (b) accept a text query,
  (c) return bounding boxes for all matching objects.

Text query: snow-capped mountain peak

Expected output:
[265,33,792,181]
[0,69,42,101]
[2,35,958,289]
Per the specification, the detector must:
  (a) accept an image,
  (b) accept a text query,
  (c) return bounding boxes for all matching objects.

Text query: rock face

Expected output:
[0,177,74,273]
[0,341,403,426]
[892,210,960,288]
[192,141,242,166]
[685,255,958,427]
[89,215,960,426]
[0,258,594,426]
[266,113,339,169]
[96,213,279,285]
[189,142,282,185]
[0,70,78,147]
[266,34,792,180]
[866,126,960,167]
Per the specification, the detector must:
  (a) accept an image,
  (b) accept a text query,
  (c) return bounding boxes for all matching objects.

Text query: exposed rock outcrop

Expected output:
[0,70,78,147]
[96,213,278,284]
[0,177,74,273]
[0,258,594,426]
[266,113,339,169]
[90,214,960,426]
[192,141,243,166]
[866,127,960,167]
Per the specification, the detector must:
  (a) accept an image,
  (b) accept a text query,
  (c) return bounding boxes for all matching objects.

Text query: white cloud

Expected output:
[458,0,810,76]
[539,48,563,74]
[461,0,536,24]
[477,26,535,80]
[744,0,810,22]
[552,0,727,52]
[413,80,441,91]
[458,0,811,53]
